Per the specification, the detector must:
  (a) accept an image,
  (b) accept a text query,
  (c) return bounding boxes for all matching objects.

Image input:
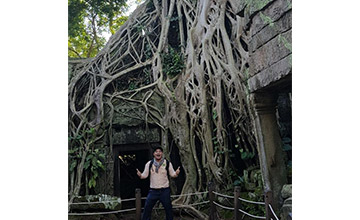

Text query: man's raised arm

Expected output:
[168,162,180,178]
[137,161,150,179]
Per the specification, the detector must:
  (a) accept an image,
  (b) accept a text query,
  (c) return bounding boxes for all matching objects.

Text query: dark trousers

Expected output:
[142,187,173,220]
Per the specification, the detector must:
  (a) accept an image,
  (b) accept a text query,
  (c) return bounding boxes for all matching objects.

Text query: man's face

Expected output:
[153,149,163,160]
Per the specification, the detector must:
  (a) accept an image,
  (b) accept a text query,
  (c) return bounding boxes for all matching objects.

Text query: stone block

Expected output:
[250,0,292,37]
[249,10,291,53]
[281,184,292,199]
[112,126,160,145]
[112,104,145,127]
[110,90,164,127]
[249,29,291,76]
[247,0,275,17]
[147,92,165,115]
[280,197,292,220]
[248,54,291,92]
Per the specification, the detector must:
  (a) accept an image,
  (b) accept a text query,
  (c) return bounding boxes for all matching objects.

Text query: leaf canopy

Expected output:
[68,0,128,58]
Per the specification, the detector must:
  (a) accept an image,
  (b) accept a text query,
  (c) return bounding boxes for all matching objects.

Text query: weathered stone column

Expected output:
[251,92,287,211]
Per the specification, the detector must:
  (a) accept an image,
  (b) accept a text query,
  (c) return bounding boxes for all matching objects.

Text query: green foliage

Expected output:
[232,168,265,216]
[144,68,151,84]
[212,134,221,154]
[68,0,128,58]
[128,81,136,90]
[240,189,266,216]
[212,126,233,155]
[233,178,243,187]
[85,148,106,188]
[171,91,176,101]
[287,0,292,10]
[145,0,155,11]
[69,159,78,172]
[234,136,255,160]
[218,209,233,219]
[259,12,274,27]
[243,67,250,80]
[287,160,292,180]
[170,16,179,22]
[109,15,128,34]
[239,148,255,160]
[68,0,87,38]
[278,34,292,52]
[135,24,145,33]
[84,194,121,209]
[144,43,153,59]
[282,137,292,151]
[68,141,83,173]
[161,47,185,78]
[289,54,292,66]
[212,109,218,120]
[69,128,105,189]
[281,136,292,182]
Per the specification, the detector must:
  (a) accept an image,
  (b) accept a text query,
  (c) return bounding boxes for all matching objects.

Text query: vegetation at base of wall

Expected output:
[85,194,120,209]
[239,189,266,217]
[228,167,265,217]
[281,136,292,182]
[84,148,106,188]
[69,128,106,192]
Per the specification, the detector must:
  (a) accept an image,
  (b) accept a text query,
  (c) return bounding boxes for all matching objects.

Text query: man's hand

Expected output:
[175,166,180,176]
[136,169,142,178]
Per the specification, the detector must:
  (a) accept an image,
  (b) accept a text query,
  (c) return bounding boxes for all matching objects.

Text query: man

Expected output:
[136,146,180,220]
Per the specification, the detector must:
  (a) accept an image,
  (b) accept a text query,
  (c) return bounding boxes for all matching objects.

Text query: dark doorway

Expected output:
[113,145,151,200]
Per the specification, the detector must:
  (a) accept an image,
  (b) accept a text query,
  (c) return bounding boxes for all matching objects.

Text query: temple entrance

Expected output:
[113,144,152,200]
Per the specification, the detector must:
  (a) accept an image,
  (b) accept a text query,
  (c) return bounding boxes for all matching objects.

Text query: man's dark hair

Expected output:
[153,146,163,153]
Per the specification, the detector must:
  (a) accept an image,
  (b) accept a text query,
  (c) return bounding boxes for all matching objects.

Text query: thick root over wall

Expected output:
[68,0,258,214]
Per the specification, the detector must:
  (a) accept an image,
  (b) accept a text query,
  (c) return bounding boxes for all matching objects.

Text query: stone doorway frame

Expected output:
[113,144,154,199]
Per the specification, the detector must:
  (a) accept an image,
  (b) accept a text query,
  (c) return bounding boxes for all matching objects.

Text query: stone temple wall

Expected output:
[247,0,292,93]
[244,0,292,217]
